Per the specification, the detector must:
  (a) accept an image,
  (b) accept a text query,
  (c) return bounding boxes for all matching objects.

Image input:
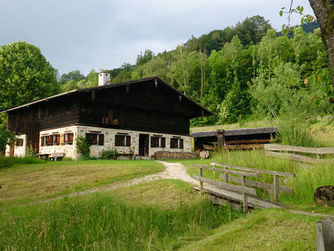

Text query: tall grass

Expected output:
[276,118,320,147]
[0,194,242,250]
[178,150,334,208]
[0,156,44,169]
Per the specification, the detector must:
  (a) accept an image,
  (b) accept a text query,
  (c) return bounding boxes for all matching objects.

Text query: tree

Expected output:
[59,70,85,84]
[136,49,154,66]
[0,42,59,110]
[308,0,334,88]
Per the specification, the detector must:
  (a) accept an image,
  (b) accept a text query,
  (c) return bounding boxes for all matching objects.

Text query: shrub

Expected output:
[76,136,91,158]
[26,145,36,157]
[101,149,118,160]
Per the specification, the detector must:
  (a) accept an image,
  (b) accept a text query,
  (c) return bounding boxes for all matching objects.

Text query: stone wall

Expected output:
[39,126,79,159]
[37,125,192,160]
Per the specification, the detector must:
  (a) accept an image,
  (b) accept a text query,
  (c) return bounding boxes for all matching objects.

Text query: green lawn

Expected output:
[0,159,164,207]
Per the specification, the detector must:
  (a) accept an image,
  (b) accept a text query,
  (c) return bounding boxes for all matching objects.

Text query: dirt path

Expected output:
[37,161,195,204]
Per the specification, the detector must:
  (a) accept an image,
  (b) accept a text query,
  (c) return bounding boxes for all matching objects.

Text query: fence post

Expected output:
[224,167,229,183]
[241,175,248,213]
[273,175,279,203]
[200,167,203,194]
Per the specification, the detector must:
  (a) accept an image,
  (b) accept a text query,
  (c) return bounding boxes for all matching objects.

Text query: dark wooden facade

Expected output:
[4,77,211,153]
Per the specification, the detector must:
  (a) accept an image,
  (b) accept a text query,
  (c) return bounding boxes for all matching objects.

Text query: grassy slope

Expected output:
[181,209,321,251]
[0,159,164,207]
[0,159,328,250]
[0,180,242,250]
[190,119,272,133]
[171,150,334,214]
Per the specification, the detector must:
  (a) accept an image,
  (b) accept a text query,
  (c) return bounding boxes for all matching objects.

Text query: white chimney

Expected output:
[98,72,110,86]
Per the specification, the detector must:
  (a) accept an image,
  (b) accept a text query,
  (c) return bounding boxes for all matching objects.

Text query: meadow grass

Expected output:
[180,208,321,251]
[0,187,242,250]
[0,156,45,168]
[172,150,334,213]
[108,179,199,210]
[0,159,164,207]
[190,119,272,133]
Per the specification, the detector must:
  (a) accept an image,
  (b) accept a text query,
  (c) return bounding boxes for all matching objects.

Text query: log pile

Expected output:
[154,151,197,159]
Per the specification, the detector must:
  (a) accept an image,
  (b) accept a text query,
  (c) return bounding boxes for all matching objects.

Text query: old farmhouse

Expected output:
[2,75,212,159]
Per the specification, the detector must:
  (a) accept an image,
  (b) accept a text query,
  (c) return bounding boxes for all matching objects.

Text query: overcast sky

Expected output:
[0,0,314,75]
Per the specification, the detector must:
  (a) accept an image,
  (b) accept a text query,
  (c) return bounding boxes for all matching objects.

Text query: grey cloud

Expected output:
[0,0,314,75]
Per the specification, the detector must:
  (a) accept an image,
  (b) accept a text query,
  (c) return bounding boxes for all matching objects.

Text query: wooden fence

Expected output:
[264,144,334,164]
[191,163,295,212]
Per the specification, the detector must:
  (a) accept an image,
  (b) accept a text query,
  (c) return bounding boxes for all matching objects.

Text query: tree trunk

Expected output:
[309,0,334,87]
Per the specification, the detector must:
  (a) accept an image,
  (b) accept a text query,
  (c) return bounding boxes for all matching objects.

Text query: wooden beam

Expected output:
[192,175,257,195]
[211,162,295,177]
[191,164,259,177]
[273,175,279,203]
[220,175,294,194]
[264,144,334,155]
[265,151,318,165]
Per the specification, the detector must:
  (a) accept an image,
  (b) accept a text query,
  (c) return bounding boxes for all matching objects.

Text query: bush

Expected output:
[76,136,91,158]
[101,149,118,160]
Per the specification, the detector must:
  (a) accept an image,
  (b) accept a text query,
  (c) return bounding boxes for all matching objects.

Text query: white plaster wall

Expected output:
[5,144,10,157]
[5,134,27,157]
[39,126,79,159]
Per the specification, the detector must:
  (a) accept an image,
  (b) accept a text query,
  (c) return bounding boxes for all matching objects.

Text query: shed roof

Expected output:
[191,127,277,138]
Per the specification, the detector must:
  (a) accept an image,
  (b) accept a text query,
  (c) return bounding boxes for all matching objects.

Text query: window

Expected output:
[86,133,104,145]
[64,133,74,145]
[41,134,60,146]
[53,135,60,145]
[115,134,131,147]
[41,136,47,146]
[170,138,184,149]
[16,139,24,147]
[151,136,166,148]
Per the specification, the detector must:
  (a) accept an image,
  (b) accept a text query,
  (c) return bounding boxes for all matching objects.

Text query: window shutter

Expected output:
[99,134,104,145]
[161,137,166,148]
[126,136,131,146]
[179,139,184,149]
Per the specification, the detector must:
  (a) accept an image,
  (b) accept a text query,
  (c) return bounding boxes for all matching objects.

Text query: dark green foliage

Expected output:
[0,42,59,110]
[136,49,155,66]
[0,127,15,155]
[0,156,44,169]
[59,70,84,84]
[76,136,91,158]
[0,195,242,250]
[101,149,119,160]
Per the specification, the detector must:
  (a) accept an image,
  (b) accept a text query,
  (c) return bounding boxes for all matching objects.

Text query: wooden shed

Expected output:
[192,127,277,151]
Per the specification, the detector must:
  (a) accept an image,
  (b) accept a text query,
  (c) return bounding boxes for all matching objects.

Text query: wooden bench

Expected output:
[49,152,65,161]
